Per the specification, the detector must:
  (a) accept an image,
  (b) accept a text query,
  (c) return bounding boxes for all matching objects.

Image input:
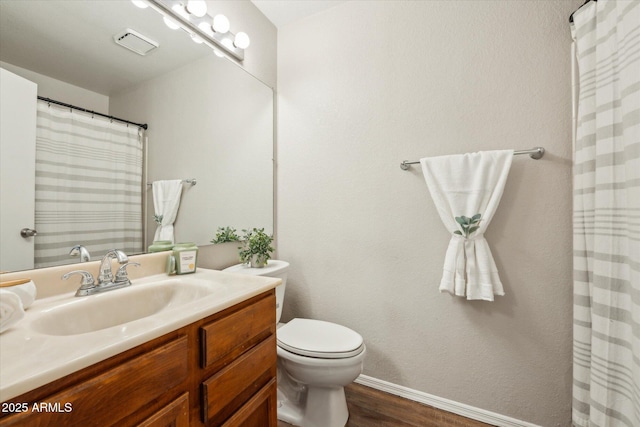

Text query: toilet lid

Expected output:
[277,318,364,359]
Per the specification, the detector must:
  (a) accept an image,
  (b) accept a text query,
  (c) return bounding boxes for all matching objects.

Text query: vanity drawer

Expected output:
[1,336,188,427]
[202,335,276,425]
[137,392,189,427]
[200,293,275,368]
[221,378,277,427]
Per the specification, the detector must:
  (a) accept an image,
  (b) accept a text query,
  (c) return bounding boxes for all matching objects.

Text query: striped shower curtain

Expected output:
[571,1,640,426]
[34,102,144,268]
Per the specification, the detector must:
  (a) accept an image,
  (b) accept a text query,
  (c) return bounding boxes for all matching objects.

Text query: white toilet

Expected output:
[223,260,366,427]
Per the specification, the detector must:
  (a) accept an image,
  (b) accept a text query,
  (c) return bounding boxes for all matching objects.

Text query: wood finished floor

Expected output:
[277,383,494,427]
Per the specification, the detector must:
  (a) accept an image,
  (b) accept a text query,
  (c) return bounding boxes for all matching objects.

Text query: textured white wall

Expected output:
[277,1,582,425]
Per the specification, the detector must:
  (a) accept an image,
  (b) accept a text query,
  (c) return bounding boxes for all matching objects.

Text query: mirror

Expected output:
[0,1,273,272]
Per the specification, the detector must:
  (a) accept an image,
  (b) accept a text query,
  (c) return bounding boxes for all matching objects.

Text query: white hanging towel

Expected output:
[420,150,513,301]
[152,180,183,243]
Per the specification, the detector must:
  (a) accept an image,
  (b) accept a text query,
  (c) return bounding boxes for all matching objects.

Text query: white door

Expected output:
[0,68,37,271]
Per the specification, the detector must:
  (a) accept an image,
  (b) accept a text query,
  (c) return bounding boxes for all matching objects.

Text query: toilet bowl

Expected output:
[223,260,366,427]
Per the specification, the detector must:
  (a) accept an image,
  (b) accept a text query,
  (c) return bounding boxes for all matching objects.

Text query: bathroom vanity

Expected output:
[0,267,279,426]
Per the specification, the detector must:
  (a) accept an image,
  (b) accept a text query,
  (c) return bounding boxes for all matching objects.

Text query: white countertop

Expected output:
[0,268,280,401]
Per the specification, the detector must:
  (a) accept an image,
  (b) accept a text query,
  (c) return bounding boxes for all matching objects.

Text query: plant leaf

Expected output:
[471,213,482,222]
[455,216,466,225]
[453,230,463,235]
[468,226,479,235]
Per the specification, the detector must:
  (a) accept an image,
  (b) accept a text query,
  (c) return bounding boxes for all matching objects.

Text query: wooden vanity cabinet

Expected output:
[0,290,277,427]
[199,293,277,426]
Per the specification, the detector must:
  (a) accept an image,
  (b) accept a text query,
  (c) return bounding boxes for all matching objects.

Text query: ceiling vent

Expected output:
[114,29,159,56]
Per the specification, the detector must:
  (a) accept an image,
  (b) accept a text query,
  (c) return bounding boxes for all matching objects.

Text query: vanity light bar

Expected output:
[145,0,246,61]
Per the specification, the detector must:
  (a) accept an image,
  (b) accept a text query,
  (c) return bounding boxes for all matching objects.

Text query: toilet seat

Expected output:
[277,318,364,359]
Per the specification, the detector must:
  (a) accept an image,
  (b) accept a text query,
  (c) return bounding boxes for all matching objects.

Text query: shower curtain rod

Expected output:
[37,96,148,130]
[399,147,545,170]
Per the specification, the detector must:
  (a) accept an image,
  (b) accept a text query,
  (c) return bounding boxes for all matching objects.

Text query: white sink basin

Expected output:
[1,267,281,403]
[31,278,217,336]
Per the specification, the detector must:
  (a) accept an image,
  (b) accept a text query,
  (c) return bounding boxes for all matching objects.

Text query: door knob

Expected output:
[20,228,37,238]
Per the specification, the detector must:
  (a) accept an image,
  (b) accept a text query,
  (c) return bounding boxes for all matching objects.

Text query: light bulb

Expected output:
[191,34,204,44]
[213,49,225,58]
[172,4,190,19]
[212,14,230,33]
[186,0,207,18]
[131,0,148,8]
[221,38,234,50]
[163,16,180,30]
[198,21,214,37]
[234,32,250,49]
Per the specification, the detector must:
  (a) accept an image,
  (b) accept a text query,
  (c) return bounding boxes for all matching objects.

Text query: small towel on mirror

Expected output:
[420,150,513,301]
[152,180,183,243]
[0,290,25,333]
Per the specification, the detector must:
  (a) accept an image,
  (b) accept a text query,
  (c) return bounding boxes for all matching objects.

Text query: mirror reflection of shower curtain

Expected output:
[34,102,144,268]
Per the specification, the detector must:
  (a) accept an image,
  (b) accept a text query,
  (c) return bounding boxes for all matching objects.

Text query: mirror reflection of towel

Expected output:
[152,180,183,243]
[420,150,513,301]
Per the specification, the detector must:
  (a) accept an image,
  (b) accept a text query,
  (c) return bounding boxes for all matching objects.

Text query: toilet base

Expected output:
[277,385,349,427]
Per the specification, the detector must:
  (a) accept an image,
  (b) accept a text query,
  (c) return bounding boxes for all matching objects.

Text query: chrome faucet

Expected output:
[69,245,91,262]
[62,249,139,297]
[98,249,129,285]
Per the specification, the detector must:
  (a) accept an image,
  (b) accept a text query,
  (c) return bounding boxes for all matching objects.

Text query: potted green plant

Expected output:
[238,228,274,268]
[211,226,241,244]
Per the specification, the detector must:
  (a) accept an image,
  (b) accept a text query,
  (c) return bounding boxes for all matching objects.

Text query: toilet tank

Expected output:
[222,260,289,323]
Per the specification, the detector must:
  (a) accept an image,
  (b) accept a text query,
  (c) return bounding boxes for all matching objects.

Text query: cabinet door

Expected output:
[1,336,188,426]
[221,379,277,427]
[137,393,189,427]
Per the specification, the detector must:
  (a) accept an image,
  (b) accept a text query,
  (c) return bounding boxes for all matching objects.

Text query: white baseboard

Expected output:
[354,375,541,427]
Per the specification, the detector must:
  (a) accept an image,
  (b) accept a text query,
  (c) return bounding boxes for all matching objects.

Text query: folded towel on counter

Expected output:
[0,290,25,333]
[2,280,37,309]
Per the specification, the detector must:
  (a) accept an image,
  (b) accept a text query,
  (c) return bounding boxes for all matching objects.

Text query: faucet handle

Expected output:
[62,270,96,290]
[115,262,140,283]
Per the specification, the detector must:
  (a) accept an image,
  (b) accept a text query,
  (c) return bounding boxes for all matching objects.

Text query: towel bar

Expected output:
[400,147,544,170]
[146,179,197,186]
